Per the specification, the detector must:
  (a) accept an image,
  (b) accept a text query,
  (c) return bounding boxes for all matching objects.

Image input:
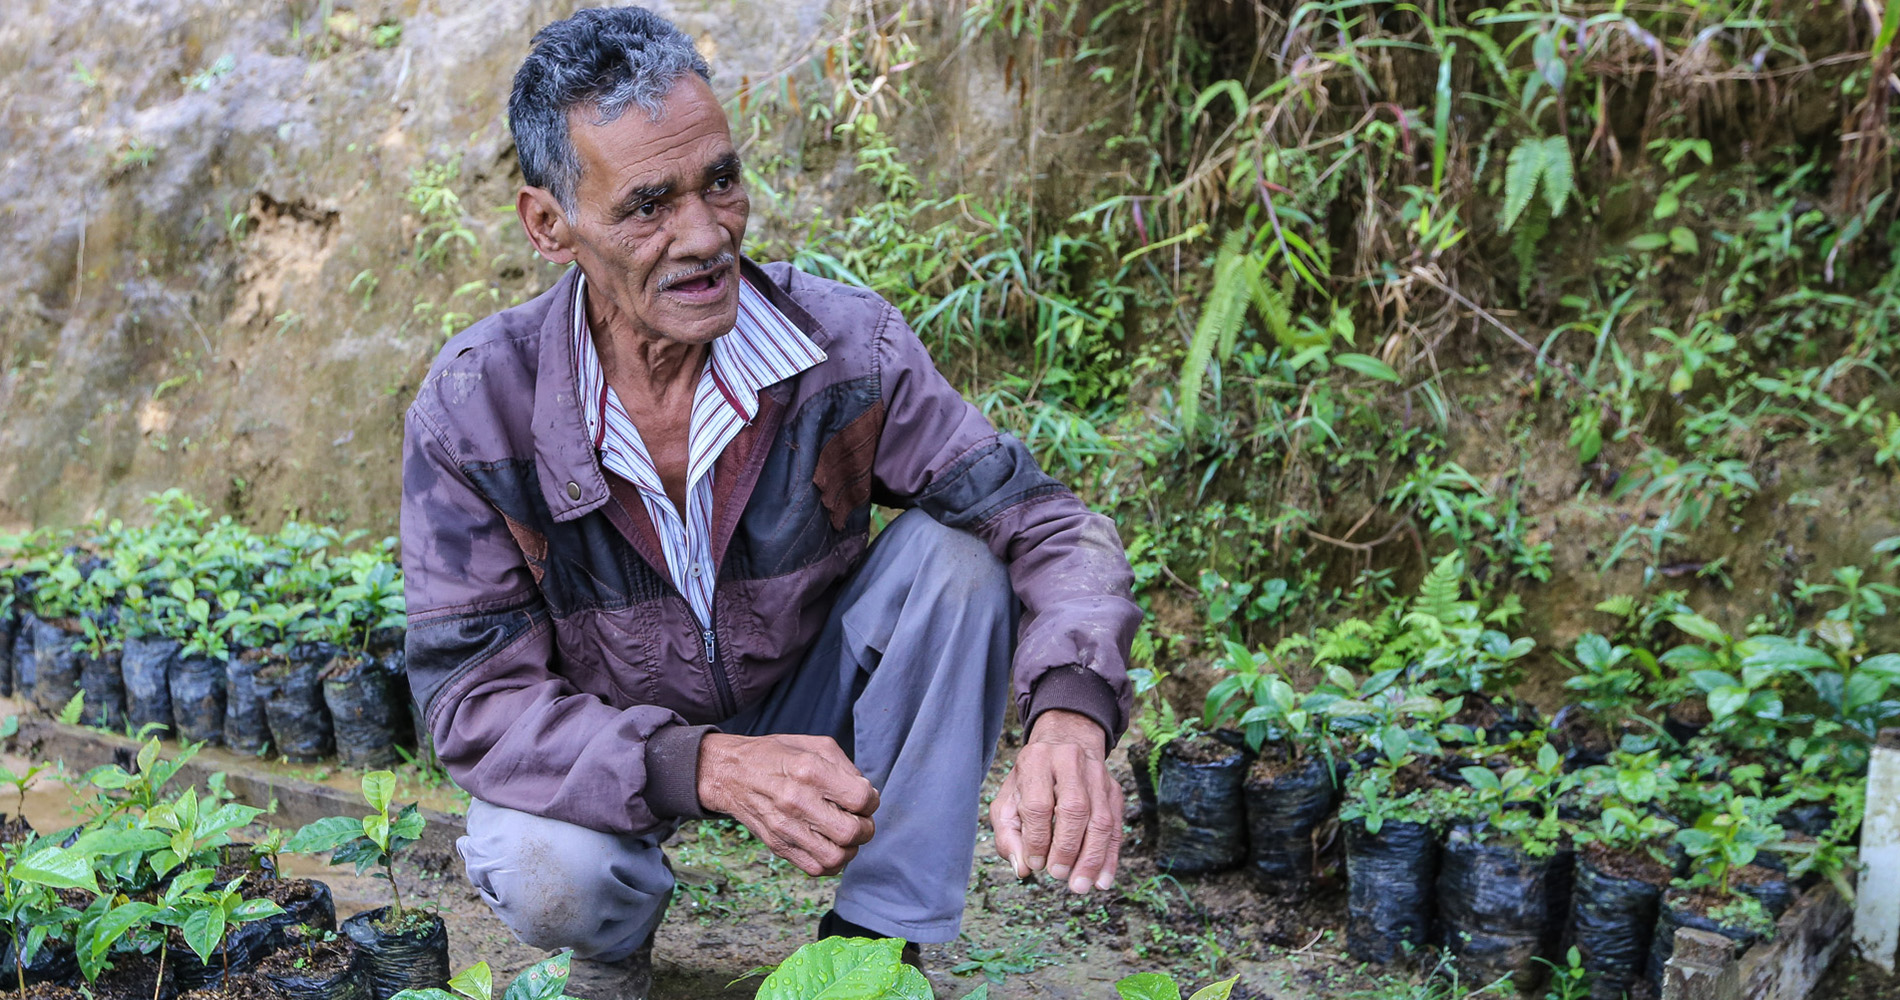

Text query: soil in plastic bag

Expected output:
[1646,889,1766,992]
[90,949,174,1000]
[166,915,280,991]
[1733,861,1796,918]
[259,927,370,1000]
[225,651,273,754]
[257,646,334,763]
[341,907,450,1000]
[120,637,178,738]
[77,650,125,729]
[1571,844,1671,1000]
[0,610,14,699]
[1153,736,1249,875]
[0,937,77,986]
[1435,825,1555,990]
[1243,750,1335,895]
[1127,740,1158,839]
[169,656,227,745]
[322,653,399,768]
[11,612,37,703]
[1663,699,1710,745]
[1346,818,1438,964]
[29,617,82,716]
[259,878,338,949]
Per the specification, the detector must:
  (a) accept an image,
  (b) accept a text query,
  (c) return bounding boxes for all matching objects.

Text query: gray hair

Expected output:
[508,6,713,211]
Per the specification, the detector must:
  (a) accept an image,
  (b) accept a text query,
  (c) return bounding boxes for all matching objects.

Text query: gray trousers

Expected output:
[457,511,1015,960]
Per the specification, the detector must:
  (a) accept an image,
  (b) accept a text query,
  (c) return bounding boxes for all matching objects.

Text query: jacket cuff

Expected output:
[645,723,717,820]
[1025,666,1122,752]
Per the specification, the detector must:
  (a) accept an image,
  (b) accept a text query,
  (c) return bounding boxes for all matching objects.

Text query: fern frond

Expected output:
[1410,552,1470,625]
[1539,135,1574,218]
[1178,234,1251,432]
[1500,137,1544,232]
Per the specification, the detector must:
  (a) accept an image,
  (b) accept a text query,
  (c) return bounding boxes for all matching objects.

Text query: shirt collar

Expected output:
[572,271,826,435]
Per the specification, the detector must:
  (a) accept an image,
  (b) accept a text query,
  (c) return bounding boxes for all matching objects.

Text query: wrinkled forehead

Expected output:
[565,77,734,200]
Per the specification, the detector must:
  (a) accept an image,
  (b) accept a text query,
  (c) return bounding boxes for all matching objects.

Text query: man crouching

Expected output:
[399,7,1140,997]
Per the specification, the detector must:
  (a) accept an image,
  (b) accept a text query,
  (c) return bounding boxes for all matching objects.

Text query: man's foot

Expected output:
[561,941,653,1000]
[817,909,923,971]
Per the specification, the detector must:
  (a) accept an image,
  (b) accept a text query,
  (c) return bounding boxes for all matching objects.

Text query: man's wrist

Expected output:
[1024,665,1122,752]
[1026,708,1107,750]
[648,723,718,819]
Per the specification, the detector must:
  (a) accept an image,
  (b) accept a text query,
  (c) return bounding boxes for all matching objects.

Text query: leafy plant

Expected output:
[286,770,426,924]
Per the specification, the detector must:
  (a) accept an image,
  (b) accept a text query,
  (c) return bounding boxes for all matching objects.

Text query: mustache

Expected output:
[657,253,737,290]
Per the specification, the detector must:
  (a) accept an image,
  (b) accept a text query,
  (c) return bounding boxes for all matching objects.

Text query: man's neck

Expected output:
[586,286,709,407]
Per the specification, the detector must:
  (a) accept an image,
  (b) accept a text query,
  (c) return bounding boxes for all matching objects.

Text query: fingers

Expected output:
[989,777,1027,877]
[1015,754,1058,873]
[790,736,880,818]
[1066,773,1124,893]
[1002,741,1126,895]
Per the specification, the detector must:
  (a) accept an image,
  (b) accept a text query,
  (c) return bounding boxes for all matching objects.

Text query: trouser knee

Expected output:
[458,800,673,961]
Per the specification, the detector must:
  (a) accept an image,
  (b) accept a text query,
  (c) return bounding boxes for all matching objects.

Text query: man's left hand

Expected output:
[988,709,1124,895]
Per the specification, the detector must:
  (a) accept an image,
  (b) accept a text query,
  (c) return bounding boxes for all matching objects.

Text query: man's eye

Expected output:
[710,176,732,193]
[632,202,657,219]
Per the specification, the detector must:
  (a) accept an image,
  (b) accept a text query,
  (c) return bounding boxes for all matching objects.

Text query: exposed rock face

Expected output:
[0,0,849,530]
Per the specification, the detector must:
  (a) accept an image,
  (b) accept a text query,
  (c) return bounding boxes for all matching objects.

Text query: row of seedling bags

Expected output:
[0,618,419,769]
[1127,727,1819,1000]
[0,494,420,767]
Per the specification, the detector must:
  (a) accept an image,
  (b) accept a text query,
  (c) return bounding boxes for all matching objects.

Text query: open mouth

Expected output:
[662,263,732,301]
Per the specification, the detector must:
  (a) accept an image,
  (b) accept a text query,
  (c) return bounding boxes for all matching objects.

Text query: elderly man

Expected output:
[400,6,1140,997]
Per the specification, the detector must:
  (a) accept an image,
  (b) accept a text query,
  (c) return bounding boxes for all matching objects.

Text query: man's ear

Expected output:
[517,186,577,265]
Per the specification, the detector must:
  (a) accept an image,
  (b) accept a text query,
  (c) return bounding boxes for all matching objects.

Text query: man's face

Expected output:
[530,75,748,347]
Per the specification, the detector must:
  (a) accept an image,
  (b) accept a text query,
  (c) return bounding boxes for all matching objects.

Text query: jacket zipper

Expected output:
[702,619,738,719]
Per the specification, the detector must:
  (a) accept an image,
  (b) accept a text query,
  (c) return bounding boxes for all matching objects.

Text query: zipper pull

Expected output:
[701,626,718,668]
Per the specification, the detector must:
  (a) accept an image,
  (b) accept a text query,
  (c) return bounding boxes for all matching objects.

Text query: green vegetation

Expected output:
[0,489,402,699]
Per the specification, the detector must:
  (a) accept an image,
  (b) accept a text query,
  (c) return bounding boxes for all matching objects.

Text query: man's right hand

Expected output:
[696,733,879,876]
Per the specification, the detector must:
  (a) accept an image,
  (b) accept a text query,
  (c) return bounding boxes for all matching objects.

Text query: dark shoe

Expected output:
[817,909,923,971]
[562,942,653,1000]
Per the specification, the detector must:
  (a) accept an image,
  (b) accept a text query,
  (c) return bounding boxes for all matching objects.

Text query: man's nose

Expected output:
[669,196,727,260]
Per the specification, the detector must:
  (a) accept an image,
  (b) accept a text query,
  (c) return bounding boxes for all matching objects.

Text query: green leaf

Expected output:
[1115,972,1184,1000]
[1334,353,1401,383]
[757,938,909,1000]
[13,846,100,894]
[1188,976,1241,1000]
[68,828,170,858]
[84,900,158,969]
[1627,233,1670,252]
[1669,226,1699,255]
[502,953,577,1000]
[1669,613,1728,645]
[229,898,284,922]
[362,770,397,815]
[182,906,226,965]
[450,961,494,1000]
[59,691,85,726]
[286,816,365,855]
[1706,686,1749,720]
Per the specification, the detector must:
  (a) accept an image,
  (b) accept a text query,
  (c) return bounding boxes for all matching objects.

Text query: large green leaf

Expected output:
[362,771,397,815]
[286,816,366,855]
[1115,972,1183,1000]
[1334,353,1401,384]
[68,827,169,858]
[1188,977,1241,1000]
[450,960,495,1000]
[503,954,573,1000]
[181,906,226,965]
[757,938,907,1000]
[12,846,100,894]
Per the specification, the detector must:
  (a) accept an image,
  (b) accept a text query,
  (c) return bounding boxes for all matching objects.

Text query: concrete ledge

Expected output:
[3,715,467,857]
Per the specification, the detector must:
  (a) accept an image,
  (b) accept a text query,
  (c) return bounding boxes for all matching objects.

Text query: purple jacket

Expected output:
[401,260,1139,835]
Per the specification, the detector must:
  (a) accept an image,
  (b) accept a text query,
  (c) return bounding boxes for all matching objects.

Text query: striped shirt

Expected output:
[573,272,827,629]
